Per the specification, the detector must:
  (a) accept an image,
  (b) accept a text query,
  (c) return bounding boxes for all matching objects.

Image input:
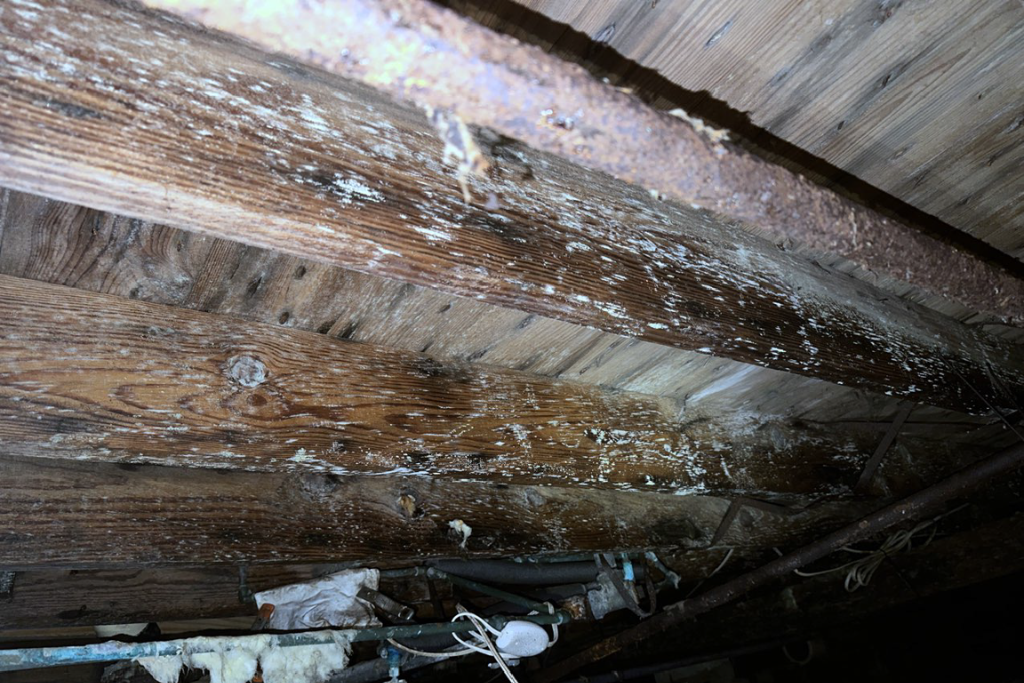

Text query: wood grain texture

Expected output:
[0,567,315,629]
[1,0,1023,412]
[5,187,988,430]
[0,541,819,629]
[0,565,456,629]
[0,455,876,569]
[0,275,999,497]
[138,0,1024,328]
[462,0,1024,262]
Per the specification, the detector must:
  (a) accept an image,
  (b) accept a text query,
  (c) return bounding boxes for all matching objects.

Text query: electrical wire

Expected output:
[794,504,967,591]
[385,639,476,658]
[452,609,519,683]
[388,602,558,680]
[526,601,559,647]
[685,547,734,599]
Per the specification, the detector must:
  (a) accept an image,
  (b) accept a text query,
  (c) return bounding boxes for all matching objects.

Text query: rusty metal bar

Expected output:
[142,0,1024,326]
[538,441,1024,681]
[709,497,801,547]
[855,403,915,493]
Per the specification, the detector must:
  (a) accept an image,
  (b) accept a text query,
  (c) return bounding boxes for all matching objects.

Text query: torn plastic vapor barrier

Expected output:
[255,568,382,630]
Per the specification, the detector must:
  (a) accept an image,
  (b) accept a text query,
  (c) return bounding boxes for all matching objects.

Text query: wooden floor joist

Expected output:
[0,566,322,630]
[0,275,996,497]
[0,456,876,570]
[1,0,1023,413]
[0,187,974,426]
[0,551,708,629]
[8,512,1020,631]
[145,0,1024,327]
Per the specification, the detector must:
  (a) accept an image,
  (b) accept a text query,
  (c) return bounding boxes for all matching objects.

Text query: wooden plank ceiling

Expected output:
[447,0,1024,262]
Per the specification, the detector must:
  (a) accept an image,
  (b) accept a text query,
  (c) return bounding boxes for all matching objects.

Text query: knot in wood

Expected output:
[227,354,267,387]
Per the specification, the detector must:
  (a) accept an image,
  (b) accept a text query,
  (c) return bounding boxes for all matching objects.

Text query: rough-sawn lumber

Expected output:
[0,0,1022,412]
[0,275,993,497]
[0,455,874,569]
[144,0,1024,326]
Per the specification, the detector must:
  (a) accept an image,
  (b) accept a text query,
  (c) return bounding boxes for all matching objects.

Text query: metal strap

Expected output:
[855,402,914,493]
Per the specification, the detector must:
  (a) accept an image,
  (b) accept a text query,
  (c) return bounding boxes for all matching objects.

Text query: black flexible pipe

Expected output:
[431,559,644,585]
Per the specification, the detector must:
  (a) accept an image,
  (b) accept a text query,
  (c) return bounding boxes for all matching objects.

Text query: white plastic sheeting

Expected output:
[254,568,381,630]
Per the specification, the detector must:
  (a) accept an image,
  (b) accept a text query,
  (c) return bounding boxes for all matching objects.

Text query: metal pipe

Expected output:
[485,584,590,613]
[327,650,457,683]
[379,567,429,580]
[432,559,644,585]
[0,613,568,673]
[539,442,1024,682]
[514,554,602,564]
[356,586,415,622]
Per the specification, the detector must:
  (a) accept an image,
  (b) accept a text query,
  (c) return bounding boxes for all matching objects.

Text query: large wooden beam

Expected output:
[0,547,777,630]
[0,567,317,630]
[0,564,455,629]
[0,187,969,426]
[0,275,992,496]
[7,512,1020,631]
[0,456,872,569]
[1,0,1022,413]
[139,0,1024,327]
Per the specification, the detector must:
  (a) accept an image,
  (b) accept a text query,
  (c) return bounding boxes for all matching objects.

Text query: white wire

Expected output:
[685,547,734,599]
[390,603,554,680]
[452,610,504,637]
[451,631,498,657]
[451,611,508,657]
[385,638,476,659]
[452,609,519,683]
[794,504,966,591]
[526,602,559,646]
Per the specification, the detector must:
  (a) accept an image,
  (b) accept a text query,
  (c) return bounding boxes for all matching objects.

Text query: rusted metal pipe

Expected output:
[143,0,1024,326]
[538,441,1024,682]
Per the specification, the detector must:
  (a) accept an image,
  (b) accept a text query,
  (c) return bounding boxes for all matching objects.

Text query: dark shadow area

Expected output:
[729,570,1024,682]
[434,0,1024,277]
[556,570,1024,683]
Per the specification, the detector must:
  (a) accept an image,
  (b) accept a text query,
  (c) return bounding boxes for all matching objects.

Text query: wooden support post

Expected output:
[1,0,1022,413]
[0,275,993,496]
